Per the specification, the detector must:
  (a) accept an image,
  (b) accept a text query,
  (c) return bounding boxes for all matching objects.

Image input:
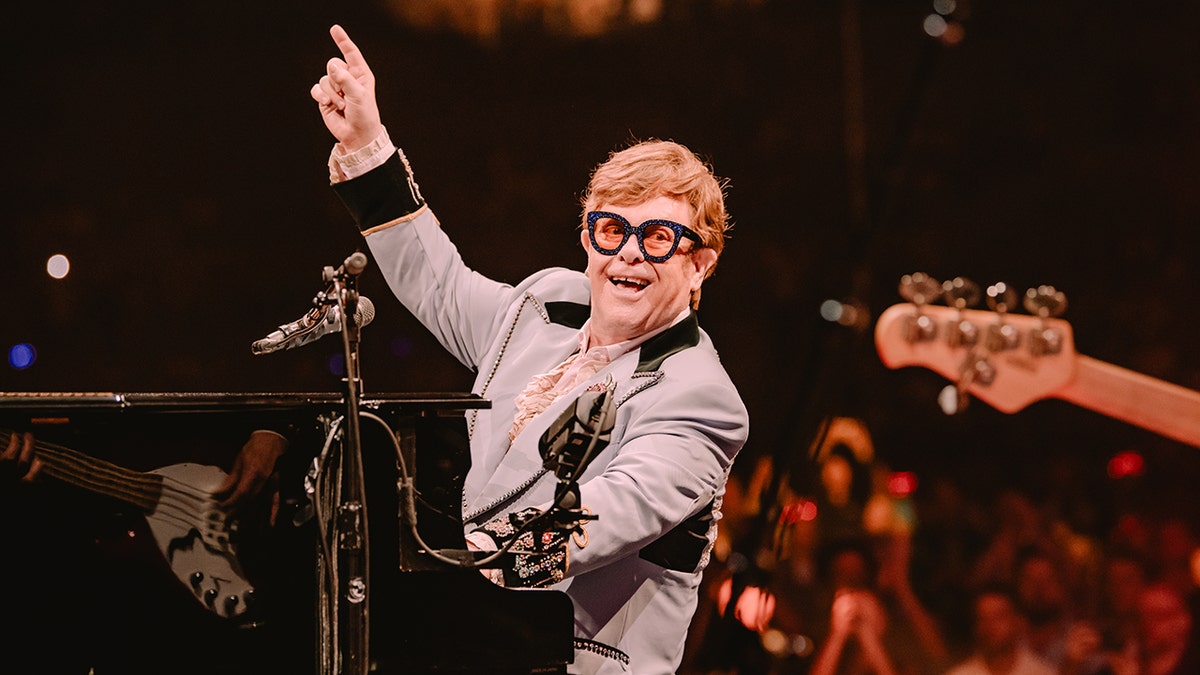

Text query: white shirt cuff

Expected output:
[328,126,396,183]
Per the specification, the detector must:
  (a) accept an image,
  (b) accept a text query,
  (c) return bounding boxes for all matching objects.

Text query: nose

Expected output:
[617,233,643,263]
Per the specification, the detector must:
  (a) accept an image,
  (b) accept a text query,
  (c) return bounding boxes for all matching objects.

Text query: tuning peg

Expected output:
[983,282,1021,352]
[942,276,981,309]
[1023,285,1068,318]
[898,273,940,342]
[1024,285,1068,356]
[899,272,942,306]
[985,282,1017,313]
[937,352,997,416]
[942,276,981,348]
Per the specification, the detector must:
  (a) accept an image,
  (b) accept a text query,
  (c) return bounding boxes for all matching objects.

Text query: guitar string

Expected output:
[4,430,235,544]
[8,435,162,504]
[34,445,214,535]
[41,446,233,543]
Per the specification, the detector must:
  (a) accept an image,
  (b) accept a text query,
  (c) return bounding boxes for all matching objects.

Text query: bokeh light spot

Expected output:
[46,254,71,279]
[9,343,37,370]
[888,471,919,496]
[923,14,948,37]
[933,0,956,16]
[819,299,843,323]
[328,353,346,377]
[779,498,818,524]
[1107,450,1144,479]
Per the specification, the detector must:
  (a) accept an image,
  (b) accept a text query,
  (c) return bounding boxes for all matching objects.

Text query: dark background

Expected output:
[4,0,1198,549]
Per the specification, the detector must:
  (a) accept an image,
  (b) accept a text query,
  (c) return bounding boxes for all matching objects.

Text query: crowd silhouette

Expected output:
[680,420,1199,675]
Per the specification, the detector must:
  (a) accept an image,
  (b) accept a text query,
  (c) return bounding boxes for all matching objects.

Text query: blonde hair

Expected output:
[581,139,730,259]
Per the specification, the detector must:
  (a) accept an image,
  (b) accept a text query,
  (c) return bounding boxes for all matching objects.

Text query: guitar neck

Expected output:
[1055,356,1200,449]
[1,429,162,510]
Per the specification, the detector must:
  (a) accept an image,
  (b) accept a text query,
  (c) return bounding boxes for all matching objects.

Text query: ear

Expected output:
[580,229,591,251]
[689,247,719,290]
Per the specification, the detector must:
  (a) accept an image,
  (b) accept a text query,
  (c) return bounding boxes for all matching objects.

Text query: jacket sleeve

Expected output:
[563,370,748,577]
[332,151,520,370]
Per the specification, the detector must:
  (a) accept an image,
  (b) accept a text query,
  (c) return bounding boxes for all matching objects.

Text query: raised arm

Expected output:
[311,24,384,152]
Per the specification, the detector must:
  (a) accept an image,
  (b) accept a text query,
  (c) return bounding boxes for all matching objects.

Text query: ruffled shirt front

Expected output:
[507,311,688,443]
[508,329,627,442]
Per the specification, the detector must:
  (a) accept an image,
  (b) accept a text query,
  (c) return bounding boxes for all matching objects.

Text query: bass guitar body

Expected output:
[145,462,257,621]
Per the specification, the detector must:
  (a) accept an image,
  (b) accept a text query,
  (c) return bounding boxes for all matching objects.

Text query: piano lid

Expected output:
[0,391,490,415]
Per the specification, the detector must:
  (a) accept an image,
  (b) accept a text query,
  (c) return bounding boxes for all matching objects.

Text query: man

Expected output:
[310,24,749,675]
[945,585,1056,675]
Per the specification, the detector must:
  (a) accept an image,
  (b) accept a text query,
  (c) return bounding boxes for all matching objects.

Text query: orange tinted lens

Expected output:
[594,218,627,249]
[641,224,677,256]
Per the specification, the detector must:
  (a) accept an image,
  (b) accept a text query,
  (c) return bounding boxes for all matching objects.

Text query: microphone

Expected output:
[323,251,370,282]
[539,378,616,487]
[251,296,376,355]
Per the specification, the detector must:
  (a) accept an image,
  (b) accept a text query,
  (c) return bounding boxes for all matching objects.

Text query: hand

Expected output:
[852,591,887,638]
[1,431,42,483]
[830,590,887,640]
[311,24,384,151]
[829,590,860,638]
[212,431,287,518]
[732,585,776,634]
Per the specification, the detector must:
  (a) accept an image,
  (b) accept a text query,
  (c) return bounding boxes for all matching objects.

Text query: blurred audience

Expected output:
[945,584,1057,675]
[678,420,1200,675]
[1134,582,1198,675]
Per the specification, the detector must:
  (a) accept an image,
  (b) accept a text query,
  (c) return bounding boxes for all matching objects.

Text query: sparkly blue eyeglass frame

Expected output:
[586,211,703,263]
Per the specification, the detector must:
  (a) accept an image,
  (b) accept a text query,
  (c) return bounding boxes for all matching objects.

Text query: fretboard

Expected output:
[1,429,162,510]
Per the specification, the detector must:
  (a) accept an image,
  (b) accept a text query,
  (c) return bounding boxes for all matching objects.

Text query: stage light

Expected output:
[923,14,948,38]
[779,498,818,524]
[46,254,70,279]
[887,471,918,496]
[9,343,37,370]
[941,22,966,45]
[1107,450,1144,479]
[761,628,814,658]
[933,0,956,16]
[819,298,869,330]
[819,299,844,323]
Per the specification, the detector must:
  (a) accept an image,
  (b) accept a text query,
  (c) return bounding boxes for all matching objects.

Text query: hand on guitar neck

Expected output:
[1,430,40,482]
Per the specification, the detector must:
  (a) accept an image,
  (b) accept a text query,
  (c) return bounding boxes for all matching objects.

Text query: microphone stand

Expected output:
[313,252,372,675]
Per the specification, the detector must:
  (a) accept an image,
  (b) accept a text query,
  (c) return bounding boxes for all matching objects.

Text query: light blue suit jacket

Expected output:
[336,153,749,674]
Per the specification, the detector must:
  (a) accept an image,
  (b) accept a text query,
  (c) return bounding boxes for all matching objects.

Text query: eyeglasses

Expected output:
[586,211,702,263]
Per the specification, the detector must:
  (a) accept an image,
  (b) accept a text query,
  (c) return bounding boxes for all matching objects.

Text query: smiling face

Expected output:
[582,195,717,346]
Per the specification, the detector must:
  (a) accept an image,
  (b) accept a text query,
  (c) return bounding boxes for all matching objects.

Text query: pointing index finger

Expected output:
[330,24,370,73]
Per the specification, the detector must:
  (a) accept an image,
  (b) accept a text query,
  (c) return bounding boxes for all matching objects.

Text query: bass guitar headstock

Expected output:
[874,273,1077,414]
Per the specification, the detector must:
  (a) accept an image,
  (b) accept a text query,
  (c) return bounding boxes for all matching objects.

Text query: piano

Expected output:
[0,392,574,675]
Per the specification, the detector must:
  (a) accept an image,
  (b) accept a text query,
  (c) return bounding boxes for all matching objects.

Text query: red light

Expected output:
[779,498,818,524]
[1107,451,1144,479]
[800,500,818,521]
[887,471,918,496]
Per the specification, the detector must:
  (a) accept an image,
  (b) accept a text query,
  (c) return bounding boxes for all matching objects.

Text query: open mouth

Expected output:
[610,277,649,291]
